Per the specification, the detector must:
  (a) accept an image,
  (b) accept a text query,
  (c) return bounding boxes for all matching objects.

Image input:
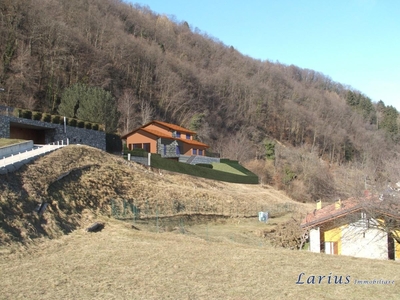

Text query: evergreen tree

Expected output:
[58,83,88,118]
[59,83,119,133]
[380,105,398,139]
[76,86,119,133]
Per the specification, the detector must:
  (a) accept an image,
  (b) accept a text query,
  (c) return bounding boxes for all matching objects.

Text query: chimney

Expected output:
[335,199,341,210]
[316,200,322,210]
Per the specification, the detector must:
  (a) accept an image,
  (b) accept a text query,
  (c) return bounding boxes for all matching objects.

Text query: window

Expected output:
[143,143,150,152]
[163,144,167,156]
[186,134,191,140]
[175,131,181,138]
[193,149,197,155]
[133,143,142,149]
[199,149,203,156]
[325,242,338,255]
[176,145,180,155]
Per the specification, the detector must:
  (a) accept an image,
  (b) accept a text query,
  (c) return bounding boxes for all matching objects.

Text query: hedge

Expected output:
[33,112,42,120]
[42,113,51,122]
[51,115,60,124]
[68,118,77,127]
[21,110,32,119]
[196,163,213,169]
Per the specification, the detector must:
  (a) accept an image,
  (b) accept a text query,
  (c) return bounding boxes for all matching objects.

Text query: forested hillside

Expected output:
[1,0,399,202]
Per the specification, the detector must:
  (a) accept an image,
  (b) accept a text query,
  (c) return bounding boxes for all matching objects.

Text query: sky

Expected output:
[132,0,400,111]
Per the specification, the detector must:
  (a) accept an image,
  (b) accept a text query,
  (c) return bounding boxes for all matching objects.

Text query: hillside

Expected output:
[1,0,399,202]
[0,145,305,244]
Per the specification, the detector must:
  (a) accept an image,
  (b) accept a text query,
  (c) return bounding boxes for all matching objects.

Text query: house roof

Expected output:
[121,120,196,139]
[150,120,196,134]
[301,195,400,229]
[121,125,209,148]
[141,127,208,147]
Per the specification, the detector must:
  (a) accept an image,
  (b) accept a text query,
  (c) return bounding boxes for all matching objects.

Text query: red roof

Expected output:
[121,120,196,139]
[301,196,400,229]
[121,125,208,148]
[150,120,196,134]
[141,127,208,147]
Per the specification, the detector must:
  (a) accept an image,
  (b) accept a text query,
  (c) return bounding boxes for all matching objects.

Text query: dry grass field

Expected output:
[0,217,399,300]
[0,145,399,299]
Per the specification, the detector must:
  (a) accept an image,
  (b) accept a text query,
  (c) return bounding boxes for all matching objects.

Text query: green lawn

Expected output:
[212,162,246,176]
[0,138,25,147]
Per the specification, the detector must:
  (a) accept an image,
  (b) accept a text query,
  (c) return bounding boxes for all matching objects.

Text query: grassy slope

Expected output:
[0,145,399,299]
[0,145,302,243]
[0,218,399,299]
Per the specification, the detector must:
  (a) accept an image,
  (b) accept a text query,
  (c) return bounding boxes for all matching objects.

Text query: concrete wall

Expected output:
[179,155,220,164]
[341,220,388,260]
[309,227,321,253]
[0,140,34,158]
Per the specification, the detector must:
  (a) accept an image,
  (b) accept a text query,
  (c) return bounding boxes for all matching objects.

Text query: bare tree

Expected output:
[140,99,154,125]
[118,89,136,134]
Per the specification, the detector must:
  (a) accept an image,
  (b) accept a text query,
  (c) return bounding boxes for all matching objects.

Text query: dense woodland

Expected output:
[1,0,400,202]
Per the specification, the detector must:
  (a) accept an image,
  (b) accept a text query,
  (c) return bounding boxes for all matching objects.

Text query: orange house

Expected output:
[121,120,209,158]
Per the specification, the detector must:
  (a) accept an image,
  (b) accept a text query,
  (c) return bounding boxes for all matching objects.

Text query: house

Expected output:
[121,120,209,158]
[301,195,400,260]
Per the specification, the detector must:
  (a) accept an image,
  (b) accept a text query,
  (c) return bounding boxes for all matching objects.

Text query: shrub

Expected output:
[85,122,92,129]
[106,133,122,153]
[33,111,42,120]
[68,118,77,127]
[22,110,32,119]
[92,124,99,131]
[42,113,51,122]
[196,163,213,169]
[51,115,60,124]
[77,121,85,128]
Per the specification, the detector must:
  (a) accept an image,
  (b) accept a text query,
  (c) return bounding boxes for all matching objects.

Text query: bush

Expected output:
[127,148,148,157]
[77,121,85,128]
[33,111,42,120]
[68,118,77,127]
[85,122,92,129]
[92,124,99,131]
[106,133,122,153]
[196,163,213,169]
[51,115,60,124]
[15,109,22,118]
[21,110,32,119]
[42,113,51,122]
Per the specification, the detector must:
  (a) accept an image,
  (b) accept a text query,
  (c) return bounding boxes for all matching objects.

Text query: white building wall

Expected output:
[309,227,321,253]
[341,222,388,260]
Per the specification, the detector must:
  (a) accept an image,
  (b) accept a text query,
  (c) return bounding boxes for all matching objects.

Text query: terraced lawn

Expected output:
[212,162,246,175]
